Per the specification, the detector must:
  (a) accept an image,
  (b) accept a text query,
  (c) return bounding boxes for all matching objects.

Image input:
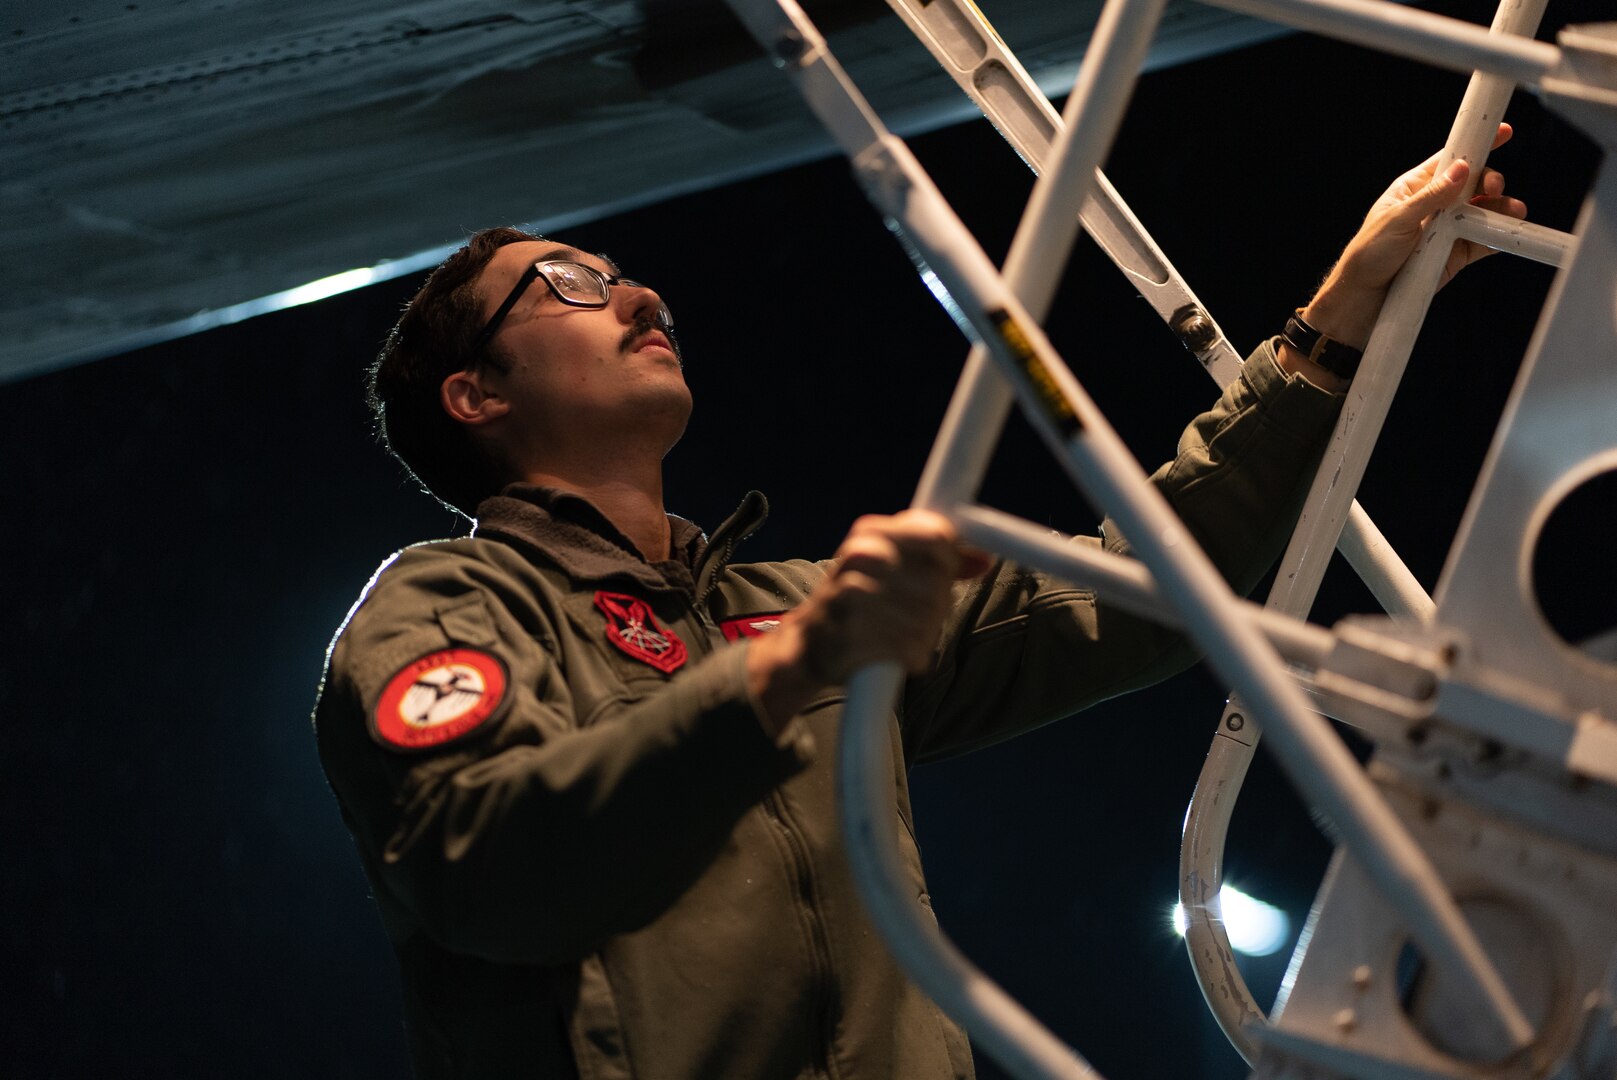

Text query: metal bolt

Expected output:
[1226,712,1245,732]
[1171,304,1218,357]
[1334,1008,1357,1033]
[1353,965,1372,990]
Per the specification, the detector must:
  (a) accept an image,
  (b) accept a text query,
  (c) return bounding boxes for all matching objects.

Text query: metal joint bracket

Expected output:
[1306,618,1450,744]
[1433,655,1617,788]
[1322,616,1451,703]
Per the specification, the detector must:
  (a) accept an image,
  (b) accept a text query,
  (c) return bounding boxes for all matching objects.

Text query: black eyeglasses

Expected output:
[474,260,673,351]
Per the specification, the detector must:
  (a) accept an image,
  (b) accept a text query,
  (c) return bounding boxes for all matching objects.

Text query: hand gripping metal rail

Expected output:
[880,0,1439,622]
[723,1,1571,1076]
[865,4,1558,1057]
[1177,0,1576,1063]
[867,0,1589,1063]
[1186,9,1617,1076]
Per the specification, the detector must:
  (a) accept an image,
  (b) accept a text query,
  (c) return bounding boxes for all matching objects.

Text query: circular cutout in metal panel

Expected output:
[1394,895,1567,1066]
[1531,467,1617,666]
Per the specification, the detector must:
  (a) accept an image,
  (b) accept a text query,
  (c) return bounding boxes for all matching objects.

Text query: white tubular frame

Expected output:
[725,0,1551,1075]
[873,8,1510,1046]
[1205,0,1560,84]
[881,0,1247,380]
[1179,0,1569,1060]
[883,0,1440,633]
[1451,204,1575,267]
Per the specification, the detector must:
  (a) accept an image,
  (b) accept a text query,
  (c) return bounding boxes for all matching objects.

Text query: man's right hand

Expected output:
[746,510,990,736]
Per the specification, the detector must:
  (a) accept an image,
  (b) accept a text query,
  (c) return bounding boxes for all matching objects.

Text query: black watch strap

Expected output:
[1281,309,1363,379]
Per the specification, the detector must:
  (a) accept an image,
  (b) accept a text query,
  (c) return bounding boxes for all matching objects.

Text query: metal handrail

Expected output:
[1177,0,1553,1060]
[727,0,1557,1072]
[883,0,1436,617]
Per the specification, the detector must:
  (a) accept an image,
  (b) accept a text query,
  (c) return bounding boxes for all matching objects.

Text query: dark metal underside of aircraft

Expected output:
[3,0,1287,382]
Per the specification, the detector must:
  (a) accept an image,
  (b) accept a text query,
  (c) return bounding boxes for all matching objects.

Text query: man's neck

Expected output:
[519,466,671,563]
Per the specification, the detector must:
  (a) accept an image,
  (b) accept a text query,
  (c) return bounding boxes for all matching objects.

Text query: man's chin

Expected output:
[641,381,693,424]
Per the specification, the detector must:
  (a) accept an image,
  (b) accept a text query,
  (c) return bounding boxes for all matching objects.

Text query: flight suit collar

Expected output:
[471,484,769,598]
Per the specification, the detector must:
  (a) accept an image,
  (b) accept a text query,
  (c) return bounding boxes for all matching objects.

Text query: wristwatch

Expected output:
[1281,309,1363,379]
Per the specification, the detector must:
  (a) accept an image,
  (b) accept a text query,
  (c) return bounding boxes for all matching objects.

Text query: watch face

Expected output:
[374,648,508,750]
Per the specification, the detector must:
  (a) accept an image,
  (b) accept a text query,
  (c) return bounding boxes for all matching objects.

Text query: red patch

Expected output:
[594,591,688,674]
[719,613,787,642]
[374,648,507,751]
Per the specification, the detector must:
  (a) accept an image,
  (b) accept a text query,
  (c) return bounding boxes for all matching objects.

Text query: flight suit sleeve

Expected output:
[900,340,1343,763]
[314,549,811,966]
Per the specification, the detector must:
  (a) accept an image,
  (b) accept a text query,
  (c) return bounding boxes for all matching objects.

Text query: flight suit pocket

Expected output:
[434,593,499,648]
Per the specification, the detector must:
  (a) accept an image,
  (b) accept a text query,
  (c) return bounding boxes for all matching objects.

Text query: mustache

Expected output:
[620,315,683,364]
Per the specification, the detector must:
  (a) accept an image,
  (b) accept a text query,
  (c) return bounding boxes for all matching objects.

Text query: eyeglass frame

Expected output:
[473,259,672,353]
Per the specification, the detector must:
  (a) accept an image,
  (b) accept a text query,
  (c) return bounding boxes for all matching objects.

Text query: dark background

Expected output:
[3,10,1604,1079]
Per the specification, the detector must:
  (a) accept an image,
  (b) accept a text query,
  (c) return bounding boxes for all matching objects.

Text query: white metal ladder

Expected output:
[723,1,1617,1076]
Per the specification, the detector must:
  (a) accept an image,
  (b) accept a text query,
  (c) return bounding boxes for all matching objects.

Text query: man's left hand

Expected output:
[1303,122,1527,355]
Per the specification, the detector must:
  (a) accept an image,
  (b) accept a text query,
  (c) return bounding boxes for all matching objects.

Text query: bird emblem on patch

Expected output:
[594,591,688,674]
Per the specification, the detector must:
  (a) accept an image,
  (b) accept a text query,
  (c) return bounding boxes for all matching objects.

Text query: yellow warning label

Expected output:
[988,308,1081,437]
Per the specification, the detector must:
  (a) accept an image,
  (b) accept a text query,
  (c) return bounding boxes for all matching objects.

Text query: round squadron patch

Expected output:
[374,648,508,751]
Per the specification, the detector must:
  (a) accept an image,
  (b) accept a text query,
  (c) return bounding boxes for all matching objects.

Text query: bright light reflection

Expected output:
[916,265,975,340]
[276,267,386,307]
[1171,885,1290,957]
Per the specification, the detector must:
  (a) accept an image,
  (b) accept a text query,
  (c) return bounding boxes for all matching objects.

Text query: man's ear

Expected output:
[441,368,512,426]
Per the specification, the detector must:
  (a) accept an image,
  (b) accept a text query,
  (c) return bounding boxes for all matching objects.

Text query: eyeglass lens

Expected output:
[533,261,674,332]
[544,262,610,304]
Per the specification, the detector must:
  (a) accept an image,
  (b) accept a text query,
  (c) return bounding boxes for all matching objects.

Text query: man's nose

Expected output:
[614,281,673,329]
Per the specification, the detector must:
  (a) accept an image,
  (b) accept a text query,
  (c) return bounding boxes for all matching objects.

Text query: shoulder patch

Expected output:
[719,613,787,642]
[593,591,687,674]
[373,648,508,752]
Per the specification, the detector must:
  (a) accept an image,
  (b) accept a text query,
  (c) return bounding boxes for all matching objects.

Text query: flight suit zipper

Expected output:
[694,490,769,606]
[692,491,840,1073]
[762,790,841,1079]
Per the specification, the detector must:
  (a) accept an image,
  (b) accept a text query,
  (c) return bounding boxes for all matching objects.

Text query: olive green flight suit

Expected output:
[314,342,1341,1078]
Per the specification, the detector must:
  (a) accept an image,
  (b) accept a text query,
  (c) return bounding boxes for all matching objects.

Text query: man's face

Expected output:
[470,240,691,463]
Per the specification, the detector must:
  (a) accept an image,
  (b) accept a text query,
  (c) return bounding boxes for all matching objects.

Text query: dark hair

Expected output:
[367,226,541,518]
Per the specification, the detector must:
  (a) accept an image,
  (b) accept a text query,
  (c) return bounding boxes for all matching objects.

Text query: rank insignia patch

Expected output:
[719,613,786,642]
[374,648,508,751]
[594,591,688,674]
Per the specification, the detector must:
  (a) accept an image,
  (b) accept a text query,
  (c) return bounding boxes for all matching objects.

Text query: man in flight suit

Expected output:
[314,135,1524,1078]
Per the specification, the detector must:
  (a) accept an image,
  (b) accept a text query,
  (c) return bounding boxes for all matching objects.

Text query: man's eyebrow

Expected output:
[533,246,620,276]
[534,245,586,265]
